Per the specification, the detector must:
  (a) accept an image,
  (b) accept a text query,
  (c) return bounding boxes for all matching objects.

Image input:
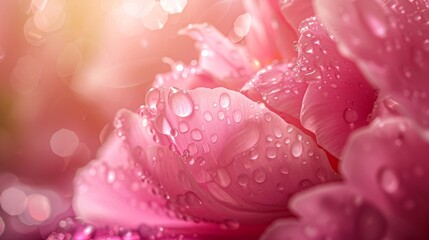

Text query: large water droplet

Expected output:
[291,141,303,158]
[232,110,242,123]
[184,191,202,207]
[253,168,266,183]
[219,92,231,108]
[221,219,240,230]
[344,108,359,123]
[169,88,194,117]
[280,165,289,175]
[203,111,213,122]
[265,147,277,159]
[379,168,399,193]
[191,128,203,141]
[237,174,249,187]
[249,148,259,160]
[179,121,189,133]
[146,88,161,113]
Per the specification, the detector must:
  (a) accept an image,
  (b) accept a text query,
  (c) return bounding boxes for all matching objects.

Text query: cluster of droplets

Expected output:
[295,17,378,128]
[46,217,199,240]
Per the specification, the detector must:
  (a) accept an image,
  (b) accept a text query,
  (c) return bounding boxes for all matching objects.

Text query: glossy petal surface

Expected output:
[315,0,429,127]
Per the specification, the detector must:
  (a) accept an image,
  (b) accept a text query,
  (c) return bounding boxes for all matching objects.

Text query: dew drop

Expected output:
[210,134,218,143]
[284,137,291,144]
[169,89,194,117]
[232,110,242,123]
[344,108,359,123]
[191,128,203,141]
[249,148,259,160]
[219,92,231,108]
[379,168,399,193]
[299,179,314,190]
[280,165,289,175]
[217,111,225,120]
[265,147,277,159]
[237,174,249,187]
[185,191,203,207]
[277,183,286,192]
[253,168,267,183]
[203,111,213,122]
[291,141,303,158]
[146,88,161,113]
[222,219,240,230]
[179,121,189,133]
[264,113,272,122]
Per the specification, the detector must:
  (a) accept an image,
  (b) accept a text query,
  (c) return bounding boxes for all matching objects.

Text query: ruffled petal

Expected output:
[314,0,429,127]
[244,0,298,63]
[180,24,254,90]
[241,62,308,121]
[72,134,189,228]
[297,17,377,158]
[115,87,338,226]
[342,117,429,239]
[262,184,388,240]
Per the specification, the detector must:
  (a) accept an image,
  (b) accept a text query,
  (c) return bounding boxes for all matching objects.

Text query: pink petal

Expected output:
[262,184,388,240]
[180,24,254,90]
[280,0,314,31]
[73,134,189,228]
[244,0,298,63]
[297,17,377,158]
[116,87,338,225]
[153,61,219,90]
[342,117,429,239]
[314,0,429,128]
[241,61,308,121]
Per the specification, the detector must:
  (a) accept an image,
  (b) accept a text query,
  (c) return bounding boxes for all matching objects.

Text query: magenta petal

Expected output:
[262,184,388,240]
[180,24,254,90]
[297,17,377,158]
[241,62,308,121]
[342,117,429,238]
[244,0,298,63]
[314,0,429,128]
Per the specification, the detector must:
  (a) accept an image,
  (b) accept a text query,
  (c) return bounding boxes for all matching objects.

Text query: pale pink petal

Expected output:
[180,24,254,90]
[114,87,338,226]
[280,0,314,31]
[73,134,189,228]
[153,62,219,90]
[342,117,429,239]
[314,0,429,128]
[297,17,377,158]
[244,0,298,63]
[262,184,388,240]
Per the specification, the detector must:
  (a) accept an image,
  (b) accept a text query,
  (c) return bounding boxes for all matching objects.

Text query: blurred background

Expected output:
[0,0,250,238]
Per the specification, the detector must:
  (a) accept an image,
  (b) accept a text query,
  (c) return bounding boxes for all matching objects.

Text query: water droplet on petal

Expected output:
[291,141,303,158]
[379,168,399,193]
[221,219,240,230]
[203,111,213,122]
[232,110,242,123]
[185,191,202,207]
[210,134,218,143]
[344,108,359,123]
[280,166,289,175]
[191,128,203,141]
[265,147,277,159]
[219,92,231,108]
[253,168,266,183]
[146,88,161,113]
[249,148,259,160]
[169,89,194,117]
[179,121,189,133]
[238,174,249,187]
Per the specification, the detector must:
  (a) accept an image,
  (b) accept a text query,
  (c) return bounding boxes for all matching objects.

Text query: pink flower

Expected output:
[262,0,429,239]
[69,0,385,239]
